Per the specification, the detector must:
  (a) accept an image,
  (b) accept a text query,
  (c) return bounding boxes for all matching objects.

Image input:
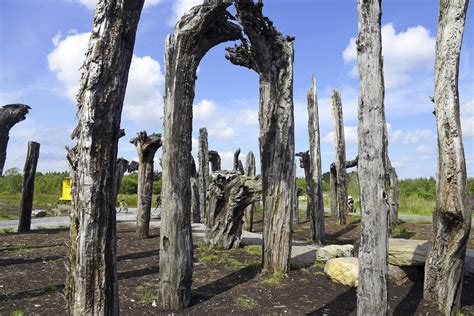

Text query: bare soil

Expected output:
[0,213,472,315]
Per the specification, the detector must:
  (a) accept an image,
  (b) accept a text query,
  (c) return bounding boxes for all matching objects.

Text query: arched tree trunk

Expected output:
[17,141,40,232]
[198,128,209,222]
[131,131,162,238]
[205,171,261,249]
[160,1,240,309]
[227,0,295,274]
[307,77,324,244]
[329,163,338,218]
[243,151,256,231]
[65,0,144,313]
[356,0,389,314]
[424,1,471,314]
[208,150,221,172]
[190,156,201,223]
[331,90,349,225]
[0,104,30,176]
[233,147,241,172]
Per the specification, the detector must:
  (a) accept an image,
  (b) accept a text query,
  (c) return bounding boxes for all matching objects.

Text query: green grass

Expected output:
[43,284,58,294]
[0,193,58,209]
[11,244,32,254]
[234,294,258,310]
[313,271,326,277]
[261,271,285,286]
[136,286,157,303]
[0,211,17,220]
[0,228,14,234]
[391,226,415,239]
[246,245,261,255]
[11,311,25,316]
[313,261,326,269]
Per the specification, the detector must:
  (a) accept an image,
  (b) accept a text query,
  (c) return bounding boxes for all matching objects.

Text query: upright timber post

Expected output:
[356,0,389,314]
[424,0,471,314]
[160,1,240,309]
[329,163,338,218]
[17,141,40,232]
[198,128,209,222]
[243,151,256,232]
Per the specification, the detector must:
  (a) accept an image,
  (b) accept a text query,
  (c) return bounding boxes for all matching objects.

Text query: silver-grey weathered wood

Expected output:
[191,156,201,223]
[208,150,221,172]
[131,131,162,238]
[331,90,349,225]
[0,104,30,176]
[329,163,338,218]
[233,147,241,171]
[243,150,256,232]
[198,128,209,222]
[356,0,389,314]
[307,77,324,243]
[205,171,261,249]
[65,0,144,313]
[115,158,129,197]
[226,0,295,273]
[17,141,40,232]
[160,1,240,309]
[424,0,471,314]
[296,151,311,220]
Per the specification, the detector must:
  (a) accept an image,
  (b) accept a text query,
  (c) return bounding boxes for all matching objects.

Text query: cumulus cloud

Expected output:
[343,23,436,88]
[403,129,435,144]
[416,144,432,154]
[236,109,259,126]
[461,100,474,139]
[193,99,235,140]
[48,31,164,128]
[76,0,161,10]
[169,0,202,25]
[323,125,358,146]
[194,99,217,121]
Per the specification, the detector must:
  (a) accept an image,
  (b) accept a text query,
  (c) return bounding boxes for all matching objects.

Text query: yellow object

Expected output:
[59,177,73,202]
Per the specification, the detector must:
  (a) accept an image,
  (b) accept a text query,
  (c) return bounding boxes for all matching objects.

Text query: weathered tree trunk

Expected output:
[295,187,303,225]
[424,1,471,314]
[243,151,256,232]
[208,150,221,172]
[307,77,324,244]
[331,90,349,226]
[233,147,241,172]
[387,164,399,228]
[205,171,261,249]
[0,104,30,176]
[114,158,129,198]
[131,131,162,238]
[190,156,201,223]
[227,0,295,274]
[329,163,338,218]
[17,141,40,232]
[356,0,389,314]
[64,0,144,313]
[198,128,209,222]
[160,1,240,309]
[296,151,311,221]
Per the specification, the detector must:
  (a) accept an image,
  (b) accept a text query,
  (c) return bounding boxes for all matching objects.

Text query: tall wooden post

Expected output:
[17,141,40,232]
[198,128,209,222]
[190,156,201,223]
[356,0,389,314]
[329,163,338,218]
[424,1,471,314]
[243,151,256,231]
[208,150,221,172]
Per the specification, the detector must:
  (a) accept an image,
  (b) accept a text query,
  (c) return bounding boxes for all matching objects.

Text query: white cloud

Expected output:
[236,109,258,126]
[387,123,403,142]
[193,99,236,140]
[170,0,202,25]
[461,100,474,139]
[48,31,164,128]
[194,99,217,121]
[416,144,432,154]
[343,23,436,88]
[76,0,162,10]
[323,125,358,146]
[392,156,411,168]
[403,129,435,144]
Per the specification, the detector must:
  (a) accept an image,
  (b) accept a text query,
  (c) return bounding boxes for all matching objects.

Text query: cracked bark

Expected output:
[296,151,311,221]
[131,131,162,238]
[115,158,129,198]
[65,0,144,313]
[205,171,261,249]
[208,150,221,172]
[17,141,40,232]
[423,1,471,314]
[307,77,324,243]
[0,104,30,176]
[330,163,338,218]
[356,0,389,314]
[160,1,240,309]
[243,150,256,232]
[198,128,209,222]
[331,90,349,226]
[191,156,201,223]
[226,0,295,273]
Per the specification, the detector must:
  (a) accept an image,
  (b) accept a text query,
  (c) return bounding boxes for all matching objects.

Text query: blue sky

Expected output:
[0,0,472,178]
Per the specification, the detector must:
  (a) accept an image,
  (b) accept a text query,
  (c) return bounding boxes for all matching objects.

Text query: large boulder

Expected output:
[316,244,354,262]
[324,257,358,287]
[388,238,430,266]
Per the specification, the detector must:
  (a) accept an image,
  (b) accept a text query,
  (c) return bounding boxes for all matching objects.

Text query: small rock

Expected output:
[388,238,430,266]
[316,244,354,262]
[32,210,47,218]
[152,300,157,307]
[324,257,358,287]
[34,304,41,307]
[130,299,135,303]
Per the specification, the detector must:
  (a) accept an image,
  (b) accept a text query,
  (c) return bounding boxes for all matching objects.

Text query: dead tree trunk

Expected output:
[131,131,162,238]
[115,158,129,198]
[424,1,471,314]
[227,0,295,273]
[205,171,261,249]
[295,187,303,225]
[296,151,311,221]
[160,1,240,309]
[331,90,349,225]
[198,128,209,222]
[17,141,40,232]
[243,151,256,231]
[330,163,338,218]
[208,150,221,172]
[307,77,324,244]
[233,147,241,172]
[190,156,201,223]
[64,0,144,313]
[0,104,30,176]
[356,0,389,314]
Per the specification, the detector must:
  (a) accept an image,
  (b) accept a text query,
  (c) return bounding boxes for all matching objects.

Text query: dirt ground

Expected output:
[1,213,473,315]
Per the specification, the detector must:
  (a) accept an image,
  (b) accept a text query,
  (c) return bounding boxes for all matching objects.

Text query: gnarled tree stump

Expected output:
[243,150,256,231]
[18,141,40,232]
[205,171,261,249]
[208,150,221,172]
[131,131,162,238]
[0,104,30,176]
